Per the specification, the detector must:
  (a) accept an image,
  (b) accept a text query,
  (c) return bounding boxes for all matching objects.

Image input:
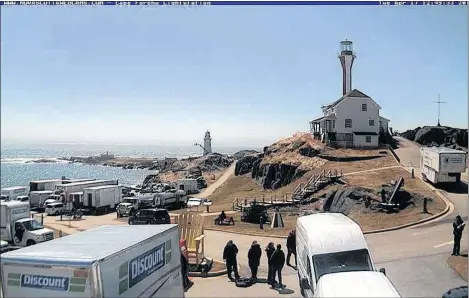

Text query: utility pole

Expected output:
[432,94,446,127]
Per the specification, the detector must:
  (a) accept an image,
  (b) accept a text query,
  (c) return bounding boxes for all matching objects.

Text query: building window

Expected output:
[345,119,352,128]
[366,136,371,143]
[332,120,335,128]
[369,120,375,126]
[362,104,367,111]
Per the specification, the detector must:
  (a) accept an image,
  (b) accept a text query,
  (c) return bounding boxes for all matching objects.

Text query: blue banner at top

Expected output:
[0,0,467,5]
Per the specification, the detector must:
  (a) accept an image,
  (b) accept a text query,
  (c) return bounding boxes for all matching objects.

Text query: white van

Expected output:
[296,213,386,297]
[313,271,401,297]
[45,202,65,216]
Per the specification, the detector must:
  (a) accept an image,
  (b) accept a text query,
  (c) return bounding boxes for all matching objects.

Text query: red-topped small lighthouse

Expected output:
[338,40,356,95]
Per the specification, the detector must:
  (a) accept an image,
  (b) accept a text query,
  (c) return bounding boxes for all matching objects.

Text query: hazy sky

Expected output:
[1,5,467,147]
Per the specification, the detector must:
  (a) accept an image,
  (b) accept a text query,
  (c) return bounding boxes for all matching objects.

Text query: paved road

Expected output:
[186,138,467,297]
[187,221,467,298]
[394,136,468,217]
[199,163,236,198]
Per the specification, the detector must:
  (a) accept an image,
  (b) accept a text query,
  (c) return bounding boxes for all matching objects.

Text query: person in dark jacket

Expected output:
[219,210,227,221]
[248,240,262,280]
[286,230,297,267]
[180,253,193,290]
[265,242,275,285]
[270,244,286,289]
[452,215,466,256]
[223,240,240,281]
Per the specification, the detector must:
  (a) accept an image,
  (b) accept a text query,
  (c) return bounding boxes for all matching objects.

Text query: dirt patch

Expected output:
[320,153,397,174]
[159,171,184,182]
[338,167,446,231]
[448,250,468,281]
[205,167,446,236]
[207,171,317,212]
[204,212,297,237]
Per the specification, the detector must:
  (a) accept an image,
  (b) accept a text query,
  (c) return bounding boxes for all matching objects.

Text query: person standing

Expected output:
[180,252,193,291]
[452,215,466,256]
[265,242,275,285]
[248,240,262,281]
[286,230,297,267]
[223,240,240,281]
[270,244,286,289]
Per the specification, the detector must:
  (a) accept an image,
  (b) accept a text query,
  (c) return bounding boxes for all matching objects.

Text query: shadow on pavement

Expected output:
[277,288,295,295]
[255,278,268,284]
[436,181,468,194]
[412,216,469,229]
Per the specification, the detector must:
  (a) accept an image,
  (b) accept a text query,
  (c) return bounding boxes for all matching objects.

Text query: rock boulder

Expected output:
[252,162,307,190]
[235,154,262,176]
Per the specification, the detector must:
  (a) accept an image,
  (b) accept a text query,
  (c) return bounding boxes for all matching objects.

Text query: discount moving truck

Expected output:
[0,224,184,298]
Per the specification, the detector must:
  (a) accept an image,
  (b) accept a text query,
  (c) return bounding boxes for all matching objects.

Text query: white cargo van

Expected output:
[83,185,122,214]
[0,225,184,298]
[0,201,54,247]
[1,186,29,201]
[313,271,401,297]
[420,147,467,184]
[296,213,386,297]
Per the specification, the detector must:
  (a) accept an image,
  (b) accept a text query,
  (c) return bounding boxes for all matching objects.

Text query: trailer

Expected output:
[54,180,118,203]
[83,185,123,214]
[0,225,184,298]
[154,190,186,209]
[420,147,467,184]
[0,186,29,201]
[29,179,95,192]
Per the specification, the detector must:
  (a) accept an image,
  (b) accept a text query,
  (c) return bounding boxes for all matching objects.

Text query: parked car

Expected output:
[43,198,60,206]
[45,202,65,216]
[128,208,171,225]
[442,286,468,298]
[15,196,30,203]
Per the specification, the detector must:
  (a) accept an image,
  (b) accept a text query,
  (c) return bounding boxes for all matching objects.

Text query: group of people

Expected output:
[222,230,297,289]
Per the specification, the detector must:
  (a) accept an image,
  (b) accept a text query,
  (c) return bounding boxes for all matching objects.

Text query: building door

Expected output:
[88,193,92,207]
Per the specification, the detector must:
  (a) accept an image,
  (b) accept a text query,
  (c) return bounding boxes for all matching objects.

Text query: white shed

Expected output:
[379,116,390,134]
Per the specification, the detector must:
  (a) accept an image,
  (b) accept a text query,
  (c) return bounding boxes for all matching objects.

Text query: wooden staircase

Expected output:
[288,169,343,203]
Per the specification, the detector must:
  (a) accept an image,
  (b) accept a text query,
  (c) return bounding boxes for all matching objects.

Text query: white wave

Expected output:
[1,158,70,164]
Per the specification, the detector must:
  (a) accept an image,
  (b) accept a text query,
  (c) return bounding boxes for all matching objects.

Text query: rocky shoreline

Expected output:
[59,151,247,173]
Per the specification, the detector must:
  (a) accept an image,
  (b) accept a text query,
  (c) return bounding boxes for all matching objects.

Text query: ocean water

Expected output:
[1,144,258,188]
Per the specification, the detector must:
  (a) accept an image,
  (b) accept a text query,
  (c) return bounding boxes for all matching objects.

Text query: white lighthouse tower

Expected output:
[203,130,212,156]
[338,40,356,95]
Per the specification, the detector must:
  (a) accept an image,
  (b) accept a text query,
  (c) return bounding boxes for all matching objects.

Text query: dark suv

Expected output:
[128,208,171,225]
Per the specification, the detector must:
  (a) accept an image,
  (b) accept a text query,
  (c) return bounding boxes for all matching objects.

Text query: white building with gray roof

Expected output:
[310,40,390,148]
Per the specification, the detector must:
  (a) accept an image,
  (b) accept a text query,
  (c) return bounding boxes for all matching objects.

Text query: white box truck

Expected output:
[0,201,54,247]
[29,190,54,210]
[83,185,123,214]
[420,147,467,184]
[1,186,29,201]
[0,225,184,298]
